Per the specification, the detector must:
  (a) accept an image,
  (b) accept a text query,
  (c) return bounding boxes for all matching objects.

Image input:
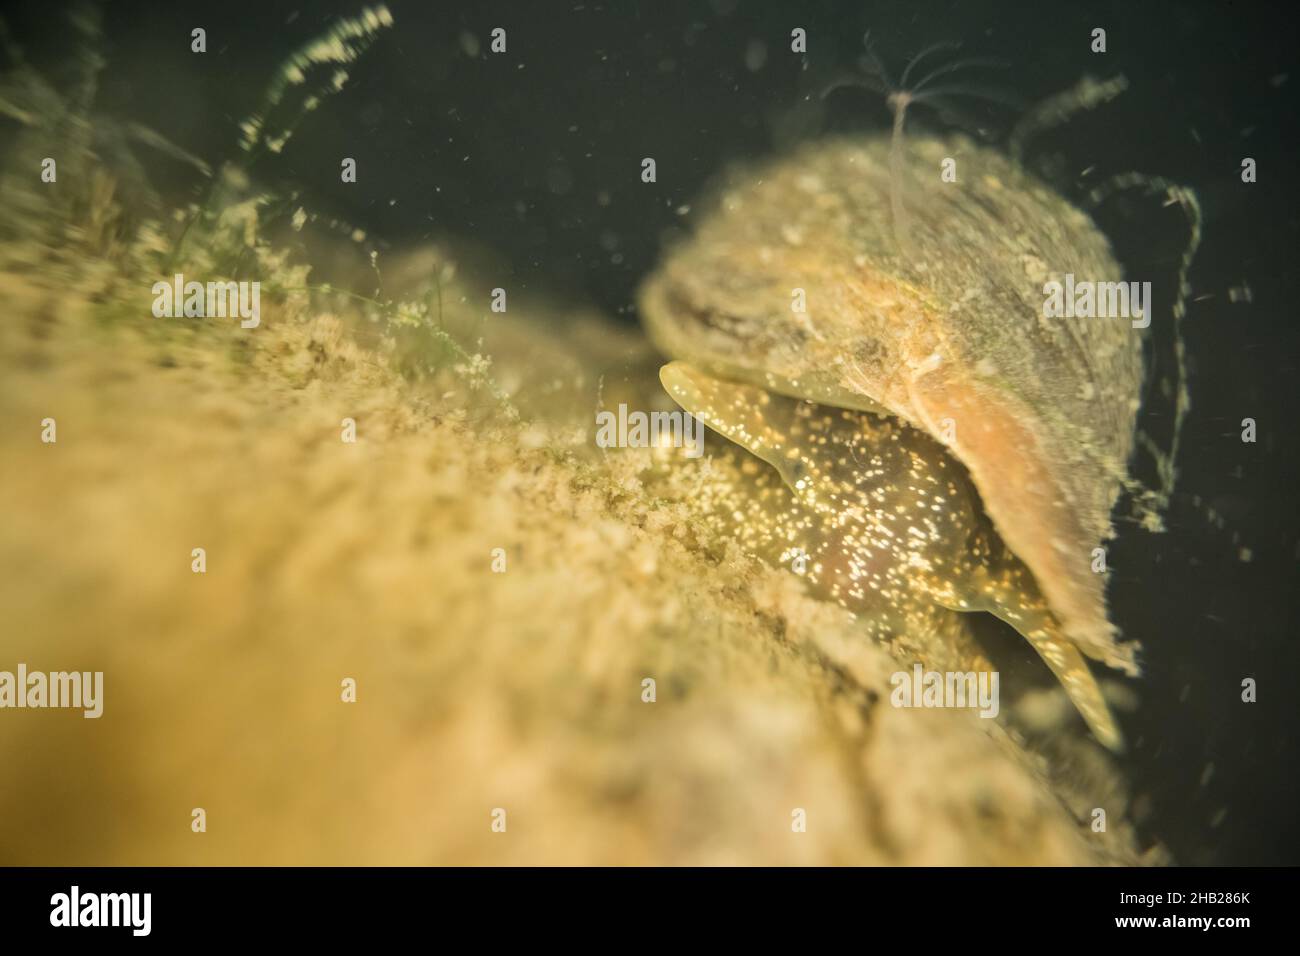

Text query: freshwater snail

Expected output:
[638,129,1152,751]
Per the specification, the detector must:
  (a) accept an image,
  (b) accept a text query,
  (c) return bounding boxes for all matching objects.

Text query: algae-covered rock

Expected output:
[0,210,1151,864]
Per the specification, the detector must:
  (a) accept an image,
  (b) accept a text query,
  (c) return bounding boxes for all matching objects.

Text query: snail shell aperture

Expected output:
[638,133,1145,749]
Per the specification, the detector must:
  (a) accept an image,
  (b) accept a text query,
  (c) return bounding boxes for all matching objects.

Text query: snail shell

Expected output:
[639,134,1144,742]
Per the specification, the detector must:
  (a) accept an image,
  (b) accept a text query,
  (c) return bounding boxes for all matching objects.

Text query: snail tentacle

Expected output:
[968,555,1125,752]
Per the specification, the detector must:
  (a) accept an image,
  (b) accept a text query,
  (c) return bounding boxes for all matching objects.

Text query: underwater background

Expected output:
[0,0,1296,866]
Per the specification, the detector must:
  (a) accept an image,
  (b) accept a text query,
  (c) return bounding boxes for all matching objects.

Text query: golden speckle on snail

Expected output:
[639,111,1161,751]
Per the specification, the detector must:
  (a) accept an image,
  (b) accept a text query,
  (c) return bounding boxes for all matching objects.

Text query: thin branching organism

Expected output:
[823,34,1021,250]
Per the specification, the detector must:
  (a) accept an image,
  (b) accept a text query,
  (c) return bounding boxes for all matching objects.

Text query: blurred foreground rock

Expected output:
[0,232,1156,865]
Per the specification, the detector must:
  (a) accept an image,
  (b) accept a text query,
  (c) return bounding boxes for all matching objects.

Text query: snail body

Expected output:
[640,134,1145,749]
